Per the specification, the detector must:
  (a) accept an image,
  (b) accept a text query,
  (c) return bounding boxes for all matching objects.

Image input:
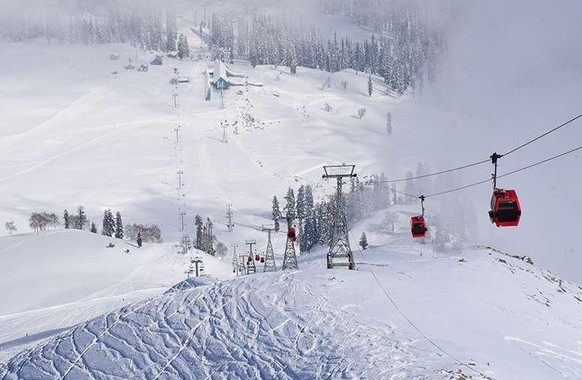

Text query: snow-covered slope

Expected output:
[2,245,582,379]
[0,230,231,362]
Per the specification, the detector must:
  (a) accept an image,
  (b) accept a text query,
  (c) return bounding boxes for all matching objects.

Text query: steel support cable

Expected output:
[373,159,490,184]
[502,112,582,157]
[371,112,582,185]
[384,144,582,200]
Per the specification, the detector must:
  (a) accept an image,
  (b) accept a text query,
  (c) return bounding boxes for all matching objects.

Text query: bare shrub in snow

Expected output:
[5,221,17,235]
[126,223,162,243]
[357,107,366,119]
[29,212,59,232]
[324,103,332,112]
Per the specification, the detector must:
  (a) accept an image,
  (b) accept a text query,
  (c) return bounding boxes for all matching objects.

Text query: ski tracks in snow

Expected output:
[1,272,433,379]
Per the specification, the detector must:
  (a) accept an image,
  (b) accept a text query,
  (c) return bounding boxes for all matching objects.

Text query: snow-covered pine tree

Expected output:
[301,185,318,252]
[165,9,177,52]
[115,211,124,239]
[177,34,190,59]
[359,232,368,250]
[386,112,392,134]
[90,223,97,233]
[272,196,281,232]
[284,188,296,219]
[101,209,115,237]
[63,209,70,229]
[368,74,373,97]
[195,215,203,249]
[76,206,87,230]
[296,185,306,223]
[137,232,143,248]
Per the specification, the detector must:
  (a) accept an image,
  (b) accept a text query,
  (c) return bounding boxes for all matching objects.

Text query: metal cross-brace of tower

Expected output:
[282,215,298,270]
[245,239,257,274]
[323,164,357,270]
[261,226,277,272]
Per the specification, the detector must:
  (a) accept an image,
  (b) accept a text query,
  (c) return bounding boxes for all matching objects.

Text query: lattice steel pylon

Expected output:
[262,226,277,272]
[323,164,357,270]
[282,216,298,270]
[245,240,257,274]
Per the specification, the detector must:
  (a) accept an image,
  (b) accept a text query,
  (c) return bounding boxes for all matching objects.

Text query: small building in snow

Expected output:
[206,60,246,90]
[151,55,163,65]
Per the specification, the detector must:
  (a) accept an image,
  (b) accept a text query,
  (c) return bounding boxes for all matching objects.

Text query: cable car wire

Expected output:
[502,112,582,157]
[387,143,582,200]
[370,111,582,186]
[497,144,582,180]
[372,158,490,184]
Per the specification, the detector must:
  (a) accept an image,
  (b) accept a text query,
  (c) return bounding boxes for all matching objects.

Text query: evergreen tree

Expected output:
[63,209,70,229]
[177,34,190,59]
[301,185,318,252]
[115,211,124,239]
[75,206,87,230]
[137,232,143,248]
[272,196,281,232]
[165,10,177,51]
[386,112,392,134]
[90,222,97,233]
[368,74,373,97]
[296,186,306,223]
[195,215,203,249]
[359,232,368,250]
[284,188,296,219]
[101,209,115,237]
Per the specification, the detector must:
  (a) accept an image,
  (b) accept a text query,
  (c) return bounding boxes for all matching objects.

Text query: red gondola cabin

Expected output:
[255,254,260,261]
[489,189,521,227]
[411,216,427,238]
[287,228,297,242]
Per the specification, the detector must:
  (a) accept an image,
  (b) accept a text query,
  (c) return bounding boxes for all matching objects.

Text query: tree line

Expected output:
[209,3,444,94]
[0,2,183,53]
[20,205,162,245]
